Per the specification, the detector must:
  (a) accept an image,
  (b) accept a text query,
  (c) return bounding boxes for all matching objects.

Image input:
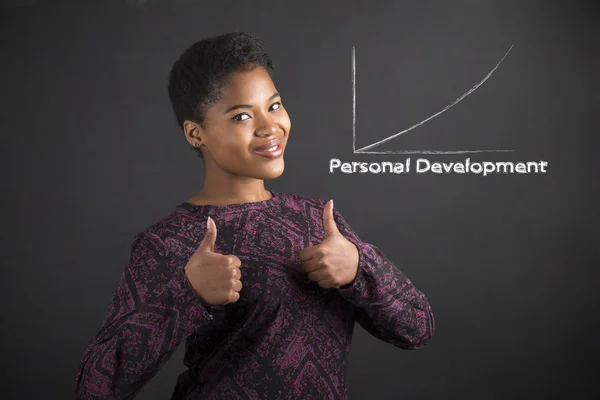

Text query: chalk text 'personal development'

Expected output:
[329,158,548,176]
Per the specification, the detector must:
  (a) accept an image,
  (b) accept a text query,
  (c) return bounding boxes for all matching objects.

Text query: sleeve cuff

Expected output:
[167,267,215,322]
[337,240,367,295]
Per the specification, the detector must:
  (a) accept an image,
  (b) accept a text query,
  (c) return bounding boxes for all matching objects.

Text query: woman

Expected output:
[74,32,434,400]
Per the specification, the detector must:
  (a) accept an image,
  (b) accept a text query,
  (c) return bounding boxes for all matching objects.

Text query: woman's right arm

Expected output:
[75,231,214,399]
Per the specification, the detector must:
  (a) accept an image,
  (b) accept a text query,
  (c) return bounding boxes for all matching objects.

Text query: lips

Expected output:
[252,138,284,159]
[253,139,282,151]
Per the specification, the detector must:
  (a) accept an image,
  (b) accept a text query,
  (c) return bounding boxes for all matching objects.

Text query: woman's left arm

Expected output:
[332,206,435,350]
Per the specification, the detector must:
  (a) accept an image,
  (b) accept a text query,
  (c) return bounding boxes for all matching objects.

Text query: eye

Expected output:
[231,102,281,122]
[232,113,250,122]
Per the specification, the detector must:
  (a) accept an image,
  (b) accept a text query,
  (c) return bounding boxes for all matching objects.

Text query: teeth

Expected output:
[266,145,277,151]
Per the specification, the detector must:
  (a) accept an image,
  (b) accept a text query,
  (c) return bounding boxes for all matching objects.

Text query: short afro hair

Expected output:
[167,32,275,159]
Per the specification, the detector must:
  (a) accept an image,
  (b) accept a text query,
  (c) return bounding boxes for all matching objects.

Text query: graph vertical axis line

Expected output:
[352,46,356,153]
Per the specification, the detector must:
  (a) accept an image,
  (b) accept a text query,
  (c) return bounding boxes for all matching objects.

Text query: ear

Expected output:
[183,120,206,149]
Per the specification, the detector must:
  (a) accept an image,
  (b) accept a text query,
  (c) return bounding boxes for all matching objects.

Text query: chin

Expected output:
[262,165,285,180]
[251,160,285,180]
[263,170,284,180]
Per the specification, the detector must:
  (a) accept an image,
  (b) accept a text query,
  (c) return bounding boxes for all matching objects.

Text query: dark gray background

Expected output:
[2,0,599,399]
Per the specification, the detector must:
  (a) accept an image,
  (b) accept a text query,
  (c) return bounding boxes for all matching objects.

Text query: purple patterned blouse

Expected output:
[75,192,434,399]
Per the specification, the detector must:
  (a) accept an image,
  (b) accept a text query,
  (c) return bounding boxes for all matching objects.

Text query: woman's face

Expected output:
[187,66,291,180]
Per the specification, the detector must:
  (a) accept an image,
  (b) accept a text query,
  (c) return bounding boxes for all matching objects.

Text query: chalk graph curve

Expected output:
[353,44,514,154]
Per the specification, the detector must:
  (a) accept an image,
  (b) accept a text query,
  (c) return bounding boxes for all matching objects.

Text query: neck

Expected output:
[189,169,272,206]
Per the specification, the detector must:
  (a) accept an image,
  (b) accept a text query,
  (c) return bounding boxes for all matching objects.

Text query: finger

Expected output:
[301,258,323,273]
[317,279,339,290]
[307,266,329,282]
[297,245,318,262]
[232,278,243,293]
[225,254,242,268]
[231,267,241,280]
[197,216,217,253]
[323,199,339,238]
[228,291,241,304]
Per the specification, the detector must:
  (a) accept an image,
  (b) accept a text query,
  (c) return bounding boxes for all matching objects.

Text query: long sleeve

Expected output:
[332,207,435,350]
[74,231,214,399]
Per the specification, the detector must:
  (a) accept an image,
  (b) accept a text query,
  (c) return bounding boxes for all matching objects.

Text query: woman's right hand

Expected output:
[184,216,243,306]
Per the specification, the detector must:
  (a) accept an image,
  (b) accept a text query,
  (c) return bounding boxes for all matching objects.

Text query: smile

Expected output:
[253,143,283,159]
[253,139,284,159]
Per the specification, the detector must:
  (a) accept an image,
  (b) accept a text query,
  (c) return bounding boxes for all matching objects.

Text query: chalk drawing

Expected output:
[353,45,515,154]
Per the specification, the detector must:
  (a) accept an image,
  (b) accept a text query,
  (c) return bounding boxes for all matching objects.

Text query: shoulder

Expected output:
[277,192,328,211]
[130,205,202,254]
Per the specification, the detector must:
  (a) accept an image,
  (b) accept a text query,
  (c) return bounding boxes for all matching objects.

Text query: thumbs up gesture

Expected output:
[184,216,243,306]
[298,200,359,289]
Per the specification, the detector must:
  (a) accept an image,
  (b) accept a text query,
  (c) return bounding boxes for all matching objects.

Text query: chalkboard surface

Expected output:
[2,0,599,399]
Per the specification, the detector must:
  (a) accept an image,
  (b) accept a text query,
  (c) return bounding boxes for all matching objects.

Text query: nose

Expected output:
[255,115,279,138]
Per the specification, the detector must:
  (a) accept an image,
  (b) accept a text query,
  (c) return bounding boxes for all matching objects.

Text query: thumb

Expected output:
[197,216,217,252]
[323,199,339,237]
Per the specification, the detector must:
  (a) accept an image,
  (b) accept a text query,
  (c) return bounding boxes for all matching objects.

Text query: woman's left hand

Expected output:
[298,200,359,289]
